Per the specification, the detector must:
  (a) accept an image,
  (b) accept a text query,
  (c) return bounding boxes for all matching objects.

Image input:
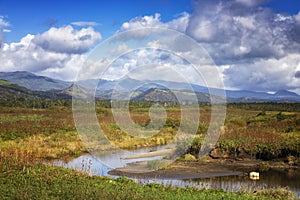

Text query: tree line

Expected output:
[0,98,299,112]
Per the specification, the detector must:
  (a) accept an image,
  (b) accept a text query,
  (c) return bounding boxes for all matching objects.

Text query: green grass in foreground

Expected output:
[0,162,295,200]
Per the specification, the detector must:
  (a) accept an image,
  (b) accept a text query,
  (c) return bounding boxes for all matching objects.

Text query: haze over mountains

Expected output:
[0,71,299,102]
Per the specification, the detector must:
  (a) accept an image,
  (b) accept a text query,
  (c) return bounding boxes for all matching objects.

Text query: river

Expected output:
[53,145,300,196]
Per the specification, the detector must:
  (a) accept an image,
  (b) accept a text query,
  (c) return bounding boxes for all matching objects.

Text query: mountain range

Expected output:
[0,71,70,91]
[0,79,71,100]
[0,71,299,103]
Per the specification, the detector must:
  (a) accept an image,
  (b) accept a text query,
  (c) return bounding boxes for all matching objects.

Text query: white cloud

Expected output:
[116,12,190,40]
[120,13,162,31]
[0,16,9,27]
[186,0,300,64]
[108,1,300,93]
[0,16,10,45]
[125,12,190,32]
[179,0,300,92]
[163,12,190,33]
[234,0,268,7]
[294,11,300,23]
[102,49,186,81]
[224,54,300,91]
[37,54,85,81]
[98,47,223,88]
[233,16,256,30]
[32,25,101,54]
[108,44,131,56]
[71,21,99,27]
[0,25,101,81]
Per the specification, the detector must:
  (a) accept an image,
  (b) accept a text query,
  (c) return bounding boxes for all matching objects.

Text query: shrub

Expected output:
[183,153,196,161]
[257,111,266,116]
[276,112,285,121]
[258,161,270,171]
[147,160,169,170]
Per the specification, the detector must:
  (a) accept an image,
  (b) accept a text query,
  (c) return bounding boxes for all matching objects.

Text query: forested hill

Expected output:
[0,79,71,100]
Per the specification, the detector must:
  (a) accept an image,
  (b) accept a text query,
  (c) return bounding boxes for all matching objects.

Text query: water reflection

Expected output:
[53,147,300,196]
[53,145,167,176]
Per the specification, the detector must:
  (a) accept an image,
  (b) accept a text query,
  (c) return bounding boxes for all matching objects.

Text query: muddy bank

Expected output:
[108,158,262,179]
[109,154,300,180]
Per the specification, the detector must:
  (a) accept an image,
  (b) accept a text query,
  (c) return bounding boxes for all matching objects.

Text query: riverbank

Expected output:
[109,156,300,179]
[109,145,300,179]
[107,157,300,198]
[0,161,295,200]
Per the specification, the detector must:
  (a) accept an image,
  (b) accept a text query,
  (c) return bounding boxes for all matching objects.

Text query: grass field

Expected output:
[0,101,299,199]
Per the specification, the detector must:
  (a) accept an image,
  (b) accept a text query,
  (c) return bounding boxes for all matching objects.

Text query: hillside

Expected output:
[0,71,71,91]
[0,79,71,100]
[131,88,226,103]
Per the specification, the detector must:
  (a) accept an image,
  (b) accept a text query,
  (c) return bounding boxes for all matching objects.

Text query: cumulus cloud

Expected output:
[166,12,190,32]
[184,0,300,92]
[0,25,101,80]
[120,13,163,31]
[186,0,300,64]
[116,12,190,40]
[114,1,300,92]
[100,48,218,88]
[32,25,101,54]
[224,54,300,92]
[120,12,190,33]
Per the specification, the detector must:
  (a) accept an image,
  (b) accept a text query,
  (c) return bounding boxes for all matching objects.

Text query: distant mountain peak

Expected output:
[60,83,91,99]
[62,82,85,92]
[133,88,177,102]
[274,90,299,97]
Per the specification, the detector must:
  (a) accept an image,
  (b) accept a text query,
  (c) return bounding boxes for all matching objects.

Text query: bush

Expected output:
[258,161,270,172]
[276,112,285,121]
[147,160,169,170]
[257,111,266,116]
[183,153,196,161]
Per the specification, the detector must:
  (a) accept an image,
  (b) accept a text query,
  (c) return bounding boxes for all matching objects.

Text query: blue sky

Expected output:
[1,0,300,43]
[0,0,192,43]
[0,0,300,93]
[265,0,300,14]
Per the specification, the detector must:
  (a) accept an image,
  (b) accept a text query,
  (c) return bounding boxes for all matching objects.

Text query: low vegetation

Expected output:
[0,159,292,200]
[0,100,299,199]
[211,109,300,161]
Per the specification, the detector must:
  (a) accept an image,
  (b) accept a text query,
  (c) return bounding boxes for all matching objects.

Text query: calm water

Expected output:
[53,145,167,177]
[53,146,300,196]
